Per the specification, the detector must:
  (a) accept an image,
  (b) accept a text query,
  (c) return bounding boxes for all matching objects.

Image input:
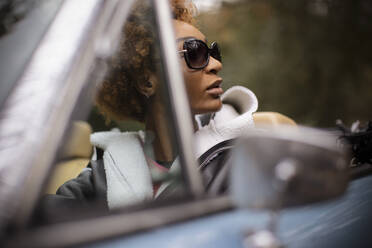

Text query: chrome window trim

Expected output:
[153,0,204,197]
[7,0,104,229]
[5,196,233,248]
[0,0,64,109]
[0,0,137,230]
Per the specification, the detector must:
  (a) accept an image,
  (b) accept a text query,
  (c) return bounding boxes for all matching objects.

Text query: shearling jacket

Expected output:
[46,86,258,209]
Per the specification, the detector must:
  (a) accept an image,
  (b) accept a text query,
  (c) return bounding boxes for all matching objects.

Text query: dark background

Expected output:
[198,0,372,127]
[2,0,371,129]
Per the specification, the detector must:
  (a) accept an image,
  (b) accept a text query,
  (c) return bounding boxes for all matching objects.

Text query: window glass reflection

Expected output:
[37,0,186,223]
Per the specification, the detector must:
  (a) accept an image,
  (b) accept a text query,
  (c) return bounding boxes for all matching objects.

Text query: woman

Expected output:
[49,0,283,210]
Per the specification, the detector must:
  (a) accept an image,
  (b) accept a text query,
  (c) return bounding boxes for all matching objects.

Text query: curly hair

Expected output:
[95,0,196,122]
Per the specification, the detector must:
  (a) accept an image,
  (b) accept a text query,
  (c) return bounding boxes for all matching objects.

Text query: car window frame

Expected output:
[0,0,133,231]
[0,0,64,110]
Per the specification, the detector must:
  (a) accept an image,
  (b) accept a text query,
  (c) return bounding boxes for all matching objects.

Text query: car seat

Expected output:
[253,112,296,127]
[46,121,93,194]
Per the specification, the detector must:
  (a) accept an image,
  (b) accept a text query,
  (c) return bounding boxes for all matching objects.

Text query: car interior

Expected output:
[45,110,296,196]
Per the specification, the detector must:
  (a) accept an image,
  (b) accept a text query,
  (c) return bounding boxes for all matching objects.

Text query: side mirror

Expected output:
[230,126,349,210]
[230,126,349,248]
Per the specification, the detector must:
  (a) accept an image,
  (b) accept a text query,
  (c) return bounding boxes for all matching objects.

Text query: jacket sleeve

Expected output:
[55,166,96,200]
[43,159,107,207]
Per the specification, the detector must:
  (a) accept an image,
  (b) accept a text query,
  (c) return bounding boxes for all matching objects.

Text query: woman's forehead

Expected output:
[173,20,206,42]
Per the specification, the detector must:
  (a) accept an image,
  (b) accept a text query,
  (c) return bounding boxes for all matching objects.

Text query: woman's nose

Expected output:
[205,56,222,74]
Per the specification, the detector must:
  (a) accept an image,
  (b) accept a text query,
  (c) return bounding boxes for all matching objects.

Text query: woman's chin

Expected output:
[212,99,223,112]
[193,99,222,115]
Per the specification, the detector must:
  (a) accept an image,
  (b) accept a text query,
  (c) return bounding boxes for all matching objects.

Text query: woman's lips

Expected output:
[206,80,223,97]
[206,86,224,97]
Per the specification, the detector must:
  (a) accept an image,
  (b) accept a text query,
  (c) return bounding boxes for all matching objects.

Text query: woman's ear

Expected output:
[136,73,158,98]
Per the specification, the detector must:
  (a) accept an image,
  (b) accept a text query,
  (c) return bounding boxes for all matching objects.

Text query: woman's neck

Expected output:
[145,96,199,162]
[145,99,174,162]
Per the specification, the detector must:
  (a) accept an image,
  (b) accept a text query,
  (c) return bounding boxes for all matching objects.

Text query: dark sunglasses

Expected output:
[178,38,222,70]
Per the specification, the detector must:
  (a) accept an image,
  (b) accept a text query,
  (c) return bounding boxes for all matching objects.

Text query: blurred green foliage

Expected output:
[198,0,372,127]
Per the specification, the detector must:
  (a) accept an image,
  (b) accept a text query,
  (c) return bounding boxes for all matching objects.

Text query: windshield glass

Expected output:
[32,0,188,225]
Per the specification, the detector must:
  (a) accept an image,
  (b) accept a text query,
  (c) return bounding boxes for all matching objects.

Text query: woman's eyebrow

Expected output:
[176,36,195,42]
[176,36,207,43]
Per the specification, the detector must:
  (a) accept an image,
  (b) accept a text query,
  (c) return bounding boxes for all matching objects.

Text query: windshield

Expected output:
[30,0,189,225]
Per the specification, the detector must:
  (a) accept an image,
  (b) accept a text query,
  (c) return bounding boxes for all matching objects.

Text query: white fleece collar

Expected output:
[90,130,181,210]
[91,130,153,210]
[194,86,258,158]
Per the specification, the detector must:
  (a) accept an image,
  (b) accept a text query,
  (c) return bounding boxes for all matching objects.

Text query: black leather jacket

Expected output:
[44,139,235,209]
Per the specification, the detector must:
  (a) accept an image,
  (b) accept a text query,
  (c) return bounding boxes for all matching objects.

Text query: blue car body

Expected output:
[89,176,372,248]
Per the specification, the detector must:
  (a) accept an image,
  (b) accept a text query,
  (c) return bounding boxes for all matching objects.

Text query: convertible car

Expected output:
[0,0,371,247]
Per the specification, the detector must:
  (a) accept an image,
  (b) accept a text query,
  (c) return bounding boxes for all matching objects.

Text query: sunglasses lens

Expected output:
[184,40,209,69]
[210,42,222,62]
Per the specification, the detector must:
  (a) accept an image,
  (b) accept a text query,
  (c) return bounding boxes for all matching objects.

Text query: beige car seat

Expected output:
[46,121,93,194]
[253,112,296,127]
